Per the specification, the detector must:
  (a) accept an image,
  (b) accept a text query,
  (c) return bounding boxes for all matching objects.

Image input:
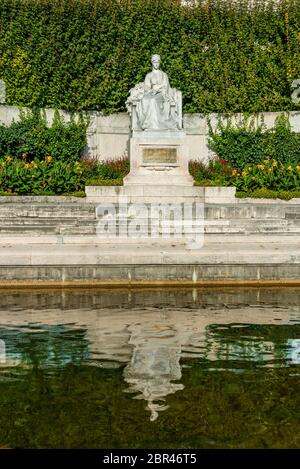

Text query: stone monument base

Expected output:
[124,130,194,187]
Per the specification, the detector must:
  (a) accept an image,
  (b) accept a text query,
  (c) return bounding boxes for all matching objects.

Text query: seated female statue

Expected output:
[126,54,181,131]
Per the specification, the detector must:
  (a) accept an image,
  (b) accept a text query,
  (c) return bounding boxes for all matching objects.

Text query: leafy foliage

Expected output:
[235,188,300,200]
[0,152,129,195]
[0,109,88,163]
[0,157,93,195]
[1,0,300,114]
[191,157,300,195]
[208,113,300,169]
[189,158,232,186]
[89,157,130,180]
[231,159,300,192]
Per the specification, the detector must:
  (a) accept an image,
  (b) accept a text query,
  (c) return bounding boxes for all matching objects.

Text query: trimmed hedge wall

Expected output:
[1,0,300,114]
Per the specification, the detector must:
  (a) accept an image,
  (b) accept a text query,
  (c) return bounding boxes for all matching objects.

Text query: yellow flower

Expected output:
[46,156,53,162]
[257,164,265,170]
[6,156,13,162]
[231,169,238,176]
[24,163,30,169]
[287,165,292,171]
[268,168,273,172]
[242,171,248,177]
[272,160,278,167]
[263,159,270,164]
[296,166,300,171]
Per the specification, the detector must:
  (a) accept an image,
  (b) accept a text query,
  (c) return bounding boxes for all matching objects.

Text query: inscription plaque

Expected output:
[142,147,177,164]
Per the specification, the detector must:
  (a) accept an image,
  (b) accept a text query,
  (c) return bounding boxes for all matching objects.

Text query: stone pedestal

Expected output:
[123,130,194,186]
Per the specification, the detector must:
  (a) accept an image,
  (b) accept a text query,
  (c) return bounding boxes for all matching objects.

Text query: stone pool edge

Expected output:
[0,264,300,288]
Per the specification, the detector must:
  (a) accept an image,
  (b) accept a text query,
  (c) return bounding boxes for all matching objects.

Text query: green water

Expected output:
[0,287,299,449]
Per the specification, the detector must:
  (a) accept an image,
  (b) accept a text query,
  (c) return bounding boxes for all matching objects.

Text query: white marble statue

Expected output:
[126,54,182,131]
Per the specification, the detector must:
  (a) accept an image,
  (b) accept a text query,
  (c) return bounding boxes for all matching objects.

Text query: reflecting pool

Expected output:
[0,287,299,448]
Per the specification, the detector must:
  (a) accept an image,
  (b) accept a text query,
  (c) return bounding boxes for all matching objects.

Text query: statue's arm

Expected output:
[144,73,152,92]
[155,73,170,95]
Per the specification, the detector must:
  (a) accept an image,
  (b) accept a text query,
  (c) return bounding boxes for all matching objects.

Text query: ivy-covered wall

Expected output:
[1,0,300,114]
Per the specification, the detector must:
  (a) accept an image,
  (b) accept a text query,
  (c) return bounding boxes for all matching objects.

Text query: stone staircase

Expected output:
[0,196,299,283]
[0,197,299,244]
[203,204,300,243]
[0,197,97,239]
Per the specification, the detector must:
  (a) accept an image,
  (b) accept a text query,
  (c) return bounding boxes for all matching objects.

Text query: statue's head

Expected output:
[151,54,161,70]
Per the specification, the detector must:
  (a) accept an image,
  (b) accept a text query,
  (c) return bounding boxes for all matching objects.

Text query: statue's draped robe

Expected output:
[136,70,177,130]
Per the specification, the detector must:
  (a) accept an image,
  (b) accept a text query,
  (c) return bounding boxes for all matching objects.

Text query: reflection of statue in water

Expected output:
[123,324,184,422]
[126,54,182,131]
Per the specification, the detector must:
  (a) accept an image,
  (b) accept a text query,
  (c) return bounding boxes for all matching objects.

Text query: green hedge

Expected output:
[0,109,87,163]
[1,0,300,114]
[208,114,300,169]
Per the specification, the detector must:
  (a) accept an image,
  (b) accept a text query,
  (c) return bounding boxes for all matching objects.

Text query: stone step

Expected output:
[0,201,300,238]
[204,226,300,234]
[1,219,300,235]
[0,225,60,234]
[1,214,300,228]
[0,206,96,218]
[0,217,97,226]
[0,225,97,235]
[0,233,299,246]
[0,202,300,222]
[204,204,300,219]
[0,242,299,267]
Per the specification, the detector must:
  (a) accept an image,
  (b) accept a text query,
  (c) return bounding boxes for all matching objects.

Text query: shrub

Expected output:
[0,109,88,163]
[90,157,130,180]
[46,111,88,163]
[189,158,232,186]
[208,114,300,169]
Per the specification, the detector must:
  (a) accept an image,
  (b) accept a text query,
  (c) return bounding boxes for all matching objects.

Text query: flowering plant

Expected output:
[231,159,300,192]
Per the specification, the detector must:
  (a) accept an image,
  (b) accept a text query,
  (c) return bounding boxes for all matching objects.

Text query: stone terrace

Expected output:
[0,195,299,285]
